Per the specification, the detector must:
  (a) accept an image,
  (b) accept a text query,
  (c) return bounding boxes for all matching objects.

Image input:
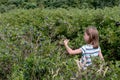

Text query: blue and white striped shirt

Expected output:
[80,44,101,68]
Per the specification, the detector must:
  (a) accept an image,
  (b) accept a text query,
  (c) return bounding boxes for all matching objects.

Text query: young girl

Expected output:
[64,26,104,70]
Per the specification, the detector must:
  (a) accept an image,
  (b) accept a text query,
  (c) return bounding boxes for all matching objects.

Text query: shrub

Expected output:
[0,7,120,79]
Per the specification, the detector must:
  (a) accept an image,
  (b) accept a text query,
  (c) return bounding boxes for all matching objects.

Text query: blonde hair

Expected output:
[85,26,99,48]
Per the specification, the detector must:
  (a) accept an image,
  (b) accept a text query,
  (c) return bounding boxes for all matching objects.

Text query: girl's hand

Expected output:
[64,39,69,45]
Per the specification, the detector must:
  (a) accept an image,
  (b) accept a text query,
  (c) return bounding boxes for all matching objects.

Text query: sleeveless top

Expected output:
[80,44,101,69]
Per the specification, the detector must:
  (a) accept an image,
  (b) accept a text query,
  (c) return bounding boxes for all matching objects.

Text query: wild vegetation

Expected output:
[0,6,120,79]
[0,0,120,13]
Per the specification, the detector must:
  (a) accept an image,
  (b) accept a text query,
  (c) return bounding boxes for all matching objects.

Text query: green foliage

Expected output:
[0,7,120,79]
[0,0,120,13]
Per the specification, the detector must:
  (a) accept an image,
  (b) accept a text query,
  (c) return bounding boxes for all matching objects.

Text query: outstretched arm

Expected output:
[98,50,104,61]
[64,39,82,55]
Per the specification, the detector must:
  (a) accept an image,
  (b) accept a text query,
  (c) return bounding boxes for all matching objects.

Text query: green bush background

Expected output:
[0,0,120,13]
[0,6,120,79]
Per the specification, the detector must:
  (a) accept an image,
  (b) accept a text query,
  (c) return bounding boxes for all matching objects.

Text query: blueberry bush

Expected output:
[0,7,120,80]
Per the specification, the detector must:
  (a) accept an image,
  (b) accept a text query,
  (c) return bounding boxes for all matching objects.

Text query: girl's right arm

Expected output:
[64,39,82,55]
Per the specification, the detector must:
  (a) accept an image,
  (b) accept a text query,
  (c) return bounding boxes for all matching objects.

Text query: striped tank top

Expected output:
[80,44,101,69]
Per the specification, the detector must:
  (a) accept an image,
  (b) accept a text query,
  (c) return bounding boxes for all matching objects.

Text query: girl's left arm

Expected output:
[98,50,104,61]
